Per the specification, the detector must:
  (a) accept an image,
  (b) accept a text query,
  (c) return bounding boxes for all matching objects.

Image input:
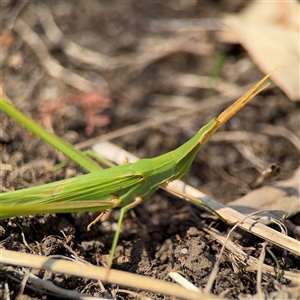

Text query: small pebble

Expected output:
[181,248,188,254]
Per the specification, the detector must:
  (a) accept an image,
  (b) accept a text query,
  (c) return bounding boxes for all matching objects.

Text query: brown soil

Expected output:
[1,1,299,299]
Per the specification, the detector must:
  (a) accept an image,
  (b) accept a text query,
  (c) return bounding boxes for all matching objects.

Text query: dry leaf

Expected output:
[228,167,300,220]
[221,0,300,101]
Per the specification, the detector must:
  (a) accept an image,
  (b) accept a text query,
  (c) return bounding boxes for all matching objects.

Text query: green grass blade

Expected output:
[83,149,116,168]
[0,98,101,173]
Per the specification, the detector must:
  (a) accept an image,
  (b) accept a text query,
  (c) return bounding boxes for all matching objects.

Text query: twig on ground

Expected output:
[204,209,289,293]
[203,226,300,285]
[10,268,105,300]
[0,249,220,300]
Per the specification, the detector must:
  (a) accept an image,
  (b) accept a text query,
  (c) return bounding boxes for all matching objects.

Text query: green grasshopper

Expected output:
[0,70,273,269]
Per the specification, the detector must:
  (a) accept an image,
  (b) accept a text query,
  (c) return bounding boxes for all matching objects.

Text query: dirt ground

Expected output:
[1,1,300,299]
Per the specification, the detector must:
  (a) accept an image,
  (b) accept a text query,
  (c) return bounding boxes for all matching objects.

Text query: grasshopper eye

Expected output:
[199,129,212,144]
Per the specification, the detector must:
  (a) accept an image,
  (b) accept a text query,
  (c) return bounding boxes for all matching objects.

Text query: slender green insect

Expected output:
[0,70,274,269]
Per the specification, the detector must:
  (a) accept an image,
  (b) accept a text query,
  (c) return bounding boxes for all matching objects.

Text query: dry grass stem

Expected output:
[0,249,221,300]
